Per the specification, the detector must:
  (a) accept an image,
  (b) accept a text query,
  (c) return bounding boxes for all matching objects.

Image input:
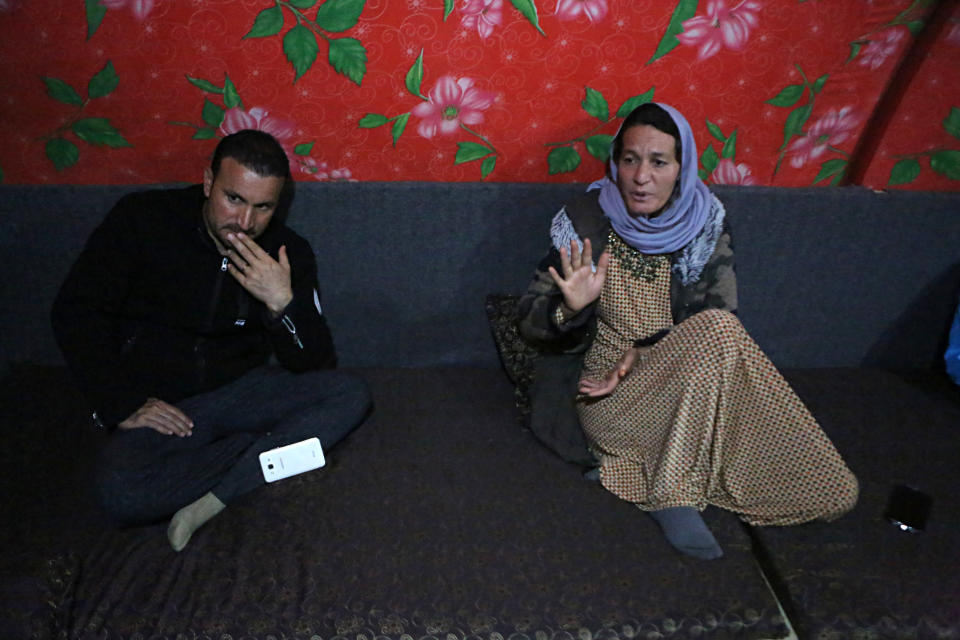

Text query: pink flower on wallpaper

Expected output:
[220,107,299,168]
[554,0,608,23]
[710,158,758,185]
[411,76,496,139]
[100,0,158,20]
[858,28,906,70]
[786,107,861,169]
[220,107,297,144]
[299,158,326,180]
[460,0,503,39]
[299,158,356,182]
[676,0,761,60]
[948,21,960,46]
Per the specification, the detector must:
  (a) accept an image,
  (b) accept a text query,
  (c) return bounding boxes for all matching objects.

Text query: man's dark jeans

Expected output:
[94,366,371,524]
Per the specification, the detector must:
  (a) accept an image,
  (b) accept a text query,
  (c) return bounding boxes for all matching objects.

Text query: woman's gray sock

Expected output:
[649,506,723,560]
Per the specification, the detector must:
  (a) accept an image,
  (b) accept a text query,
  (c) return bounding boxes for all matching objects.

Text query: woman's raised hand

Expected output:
[547,238,610,314]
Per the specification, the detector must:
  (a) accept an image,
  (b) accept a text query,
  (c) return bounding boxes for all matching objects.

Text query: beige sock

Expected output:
[167,492,226,552]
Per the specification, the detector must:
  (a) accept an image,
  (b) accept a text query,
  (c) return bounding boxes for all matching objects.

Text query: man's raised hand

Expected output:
[226,232,294,318]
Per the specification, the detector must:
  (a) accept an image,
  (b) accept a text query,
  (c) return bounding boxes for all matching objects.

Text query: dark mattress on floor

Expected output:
[758,368,960,639]
[1,365,788,640]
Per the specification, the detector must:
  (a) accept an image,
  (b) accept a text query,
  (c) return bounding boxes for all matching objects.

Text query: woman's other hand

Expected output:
[548,238,610,314]
[579,347,641,397]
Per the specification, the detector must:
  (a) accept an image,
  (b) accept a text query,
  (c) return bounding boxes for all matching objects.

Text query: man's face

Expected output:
[202,156,286,254]
[615,124,681,218]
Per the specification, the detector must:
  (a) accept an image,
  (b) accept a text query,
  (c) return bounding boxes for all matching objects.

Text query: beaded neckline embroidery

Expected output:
[607,230,667,282]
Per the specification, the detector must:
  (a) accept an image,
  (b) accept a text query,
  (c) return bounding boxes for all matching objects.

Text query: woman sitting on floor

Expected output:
[518,102,858,559]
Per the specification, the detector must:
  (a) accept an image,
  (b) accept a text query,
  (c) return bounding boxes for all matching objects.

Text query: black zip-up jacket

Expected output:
[52,185,336,427]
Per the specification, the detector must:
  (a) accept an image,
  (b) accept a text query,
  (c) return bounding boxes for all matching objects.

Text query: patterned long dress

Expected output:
[577,231,858,526]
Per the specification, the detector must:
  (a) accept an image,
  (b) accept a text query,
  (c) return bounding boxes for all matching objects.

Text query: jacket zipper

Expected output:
[121,326,142,355]
[195,257,229,387]
[281,314,305,349]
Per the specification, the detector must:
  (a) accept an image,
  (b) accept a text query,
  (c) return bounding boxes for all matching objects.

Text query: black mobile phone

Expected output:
[884,484,932,533]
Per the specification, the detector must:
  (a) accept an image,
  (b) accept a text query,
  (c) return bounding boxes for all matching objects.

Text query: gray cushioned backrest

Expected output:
[713,185,960,371]
[2,183,958,371]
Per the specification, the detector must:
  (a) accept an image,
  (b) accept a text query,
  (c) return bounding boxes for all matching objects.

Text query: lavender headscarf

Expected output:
[588,103,711,255]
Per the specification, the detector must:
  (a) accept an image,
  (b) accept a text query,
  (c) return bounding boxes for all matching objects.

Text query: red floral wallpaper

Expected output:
[0,0,957,190]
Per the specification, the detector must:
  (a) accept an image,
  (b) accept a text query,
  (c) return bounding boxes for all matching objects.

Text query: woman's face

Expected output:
[615,124,680,218]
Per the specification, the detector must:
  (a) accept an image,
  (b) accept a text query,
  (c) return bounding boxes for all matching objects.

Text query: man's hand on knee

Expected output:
[119,398,194,437]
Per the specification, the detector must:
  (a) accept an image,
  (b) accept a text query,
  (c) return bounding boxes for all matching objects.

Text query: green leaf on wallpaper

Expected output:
[85,0,107,40]
[846,41,863,64]
[706,119,725,143]
[812,74,828,94]
[930,150,960,180]
[359,113,388,128]
[905,20,924,36]
[88,61,119,99]
[455,141,492,164]
[582,87,609,122]
[646,0,697,65]
[406,49,426,99]
[698,168,708,180]
[780,104,811,149]
[701,144,718,173]
[813,158,846,185]
[289,0,318,7]
[73,118,131,147]
[767,84,804,108]
[943,107,960,139]
[284,24,319,82]
[548,146,580,175]
[720,130,737,159]
[44,78,83,106]
[616,89,655,118]
[193,127,217,140]
[295,142,315,155]
[46,138,79,171]
[245,6,284,38]
[328,37,367,86]
[44,138,80,171]
[315,0,365,33]
[391,113,409,147]
[186,75,224,94]
[509,0,546,36]
[202,99,225,127]
[888,158,921,186]
[481,155,496,179]
[443,0,454,20]
[585,135,613,162]
[224,75,243,109]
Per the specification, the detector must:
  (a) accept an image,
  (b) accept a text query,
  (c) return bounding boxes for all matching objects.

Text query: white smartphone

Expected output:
[259,437,326,483]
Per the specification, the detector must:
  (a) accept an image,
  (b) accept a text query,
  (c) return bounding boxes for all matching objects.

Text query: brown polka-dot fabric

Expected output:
[578,231,858,526]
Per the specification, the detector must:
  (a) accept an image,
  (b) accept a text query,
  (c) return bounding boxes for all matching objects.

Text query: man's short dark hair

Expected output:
[211,129,291,181]
[612,103,682,165]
